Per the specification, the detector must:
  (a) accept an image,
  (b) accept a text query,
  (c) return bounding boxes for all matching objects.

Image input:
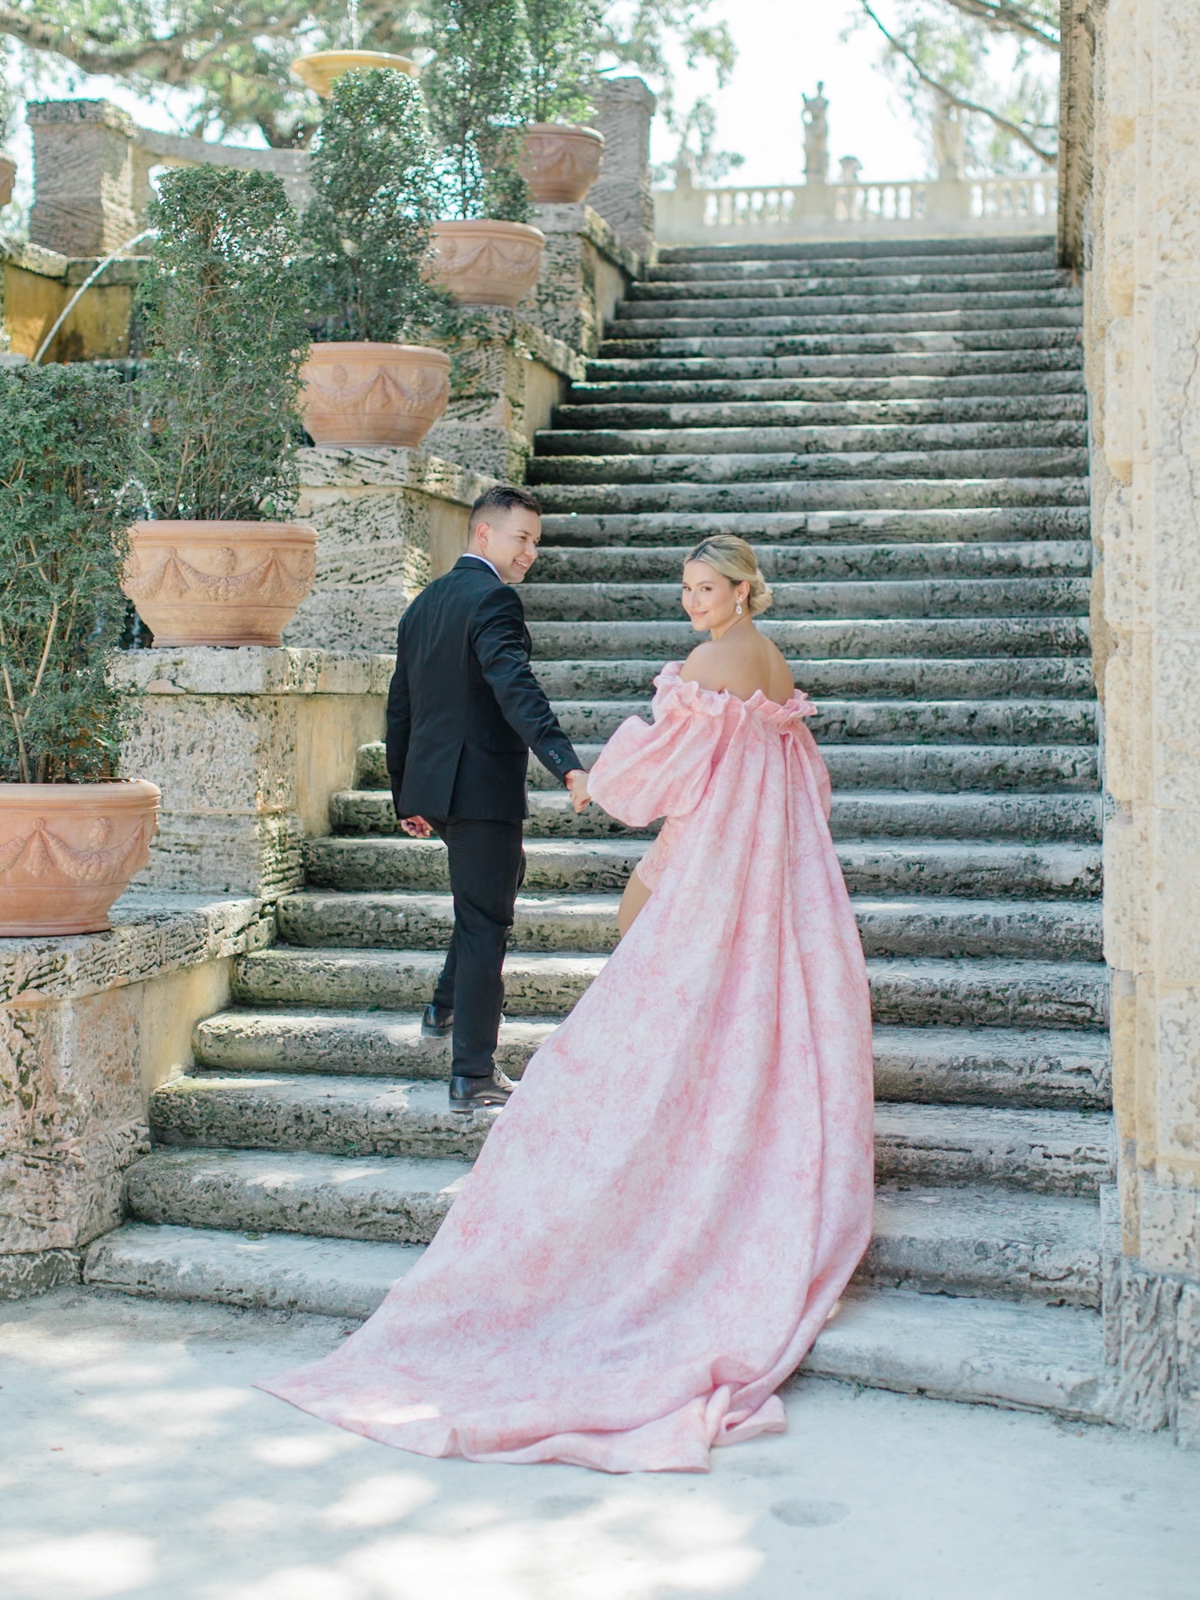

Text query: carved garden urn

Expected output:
[430,220,546,309]
[518,124,605,204]
[301,343,451,449]
[0,781,160,936]
[123,521,318,647]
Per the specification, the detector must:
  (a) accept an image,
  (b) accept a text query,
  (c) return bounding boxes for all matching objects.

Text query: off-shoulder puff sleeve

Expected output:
[586,665,729,827]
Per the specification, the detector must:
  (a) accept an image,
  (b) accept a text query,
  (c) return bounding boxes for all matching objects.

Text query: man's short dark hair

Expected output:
[468,484,542,534]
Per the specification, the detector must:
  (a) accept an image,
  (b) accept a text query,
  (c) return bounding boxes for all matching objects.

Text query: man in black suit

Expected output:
[386,484,589,1112]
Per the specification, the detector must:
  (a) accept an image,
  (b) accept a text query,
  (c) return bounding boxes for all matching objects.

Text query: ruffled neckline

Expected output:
[653,661,816,724]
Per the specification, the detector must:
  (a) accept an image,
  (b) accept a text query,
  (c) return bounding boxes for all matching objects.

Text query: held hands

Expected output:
[400,816,434,839]
[566,769,591,814]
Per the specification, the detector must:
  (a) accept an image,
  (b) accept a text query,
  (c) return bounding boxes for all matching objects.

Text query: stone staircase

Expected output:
[87,235,1114,1421]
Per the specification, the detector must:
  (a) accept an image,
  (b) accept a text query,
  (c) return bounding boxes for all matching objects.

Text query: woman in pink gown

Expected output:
[260,536,874,1474]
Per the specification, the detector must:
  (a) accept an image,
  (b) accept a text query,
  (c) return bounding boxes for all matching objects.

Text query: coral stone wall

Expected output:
[1085,0,1200,1444]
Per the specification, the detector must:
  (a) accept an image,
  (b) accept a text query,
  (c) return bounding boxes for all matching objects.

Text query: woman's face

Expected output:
[681,560,745,633]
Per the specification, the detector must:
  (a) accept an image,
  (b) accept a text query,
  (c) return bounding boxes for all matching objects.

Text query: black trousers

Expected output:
[430,818,526,1077]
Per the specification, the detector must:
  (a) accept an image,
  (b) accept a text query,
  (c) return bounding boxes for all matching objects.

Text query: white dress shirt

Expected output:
[461,552,502,580]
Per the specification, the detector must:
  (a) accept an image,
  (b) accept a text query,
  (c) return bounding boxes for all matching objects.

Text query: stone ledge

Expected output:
[112,646,393,698]
[0,1249,80,1301]
[0,893,270,1008]
[295,446,494,501]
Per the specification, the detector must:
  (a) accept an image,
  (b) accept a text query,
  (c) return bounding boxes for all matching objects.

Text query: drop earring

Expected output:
[736,601,743,616]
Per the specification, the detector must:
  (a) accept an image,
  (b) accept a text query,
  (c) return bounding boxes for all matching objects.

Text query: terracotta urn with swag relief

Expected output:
[0,782,160,937]
[430,220,547,309]
[301,343,451,449]
[518,124,605,204]
[123,521,318,647]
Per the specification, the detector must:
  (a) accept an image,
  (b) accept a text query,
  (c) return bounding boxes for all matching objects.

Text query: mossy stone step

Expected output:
[597,328,1083,361]
[554,396,1089,429]
[619,287,1080,317]
[193,1010,1109,1109]
[529,541,1092,582]
[630,268,1070,299]
[585,351,1082,384]
[538,507,1090,546]
[528,447,1088,487]
[233,949,1108,1030]
[533,478,1088,516]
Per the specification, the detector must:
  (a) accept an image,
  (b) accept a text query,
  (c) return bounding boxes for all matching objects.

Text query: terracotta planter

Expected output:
[291,51,419,97]
[302,342,451,449]
[431,220,546,309]
[0,781,160,937]
[0,156,15,211]
[519,123,605,204]
[123,521,318,647]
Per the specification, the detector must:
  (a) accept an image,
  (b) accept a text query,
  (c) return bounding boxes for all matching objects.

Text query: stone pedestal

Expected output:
[1083,0,1200,1446]
[588,78,658,261]
[1,894,270,1297]
[424,312,586,480]
[26,100,142,258]
[526,203,640,356]
[114,649,389,899]
[290,449,494,653]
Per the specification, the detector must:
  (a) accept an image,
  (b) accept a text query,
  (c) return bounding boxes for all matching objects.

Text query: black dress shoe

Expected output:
[421,1003,453,1039]
[449,1068,516,1113]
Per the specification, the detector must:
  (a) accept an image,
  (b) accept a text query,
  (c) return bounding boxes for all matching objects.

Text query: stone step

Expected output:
[529,656,1096,701]
[81,1223,1108,1418]
[521,577,1090,621]
[865,1185,1099,1305]
[535,421,1088,459]
[192,1011,1110,1109]
[807,1285,1106,1417]
[539,507,1091,546]
[304,834,1100,901]
[608,310,1084,342]
[143,1082,1111,1198]
[529,448,1089,487]
[96,1179,1100,1310]
[333,788,1103,844]
[546,697,1096,745]
[570,371,1087,405]
[631,268,1071,300]
[525,617,1090,661]
[358,737,1099,795]
[233,949,1108,1030]
[534,478,1089,516]
[650,238,1054,269]
[619,287,1080,317]
[274,888,1102,961]
[555,396,1089,430]
[597,328,1083,361]
[531,542,1092,583]
[587,348,1083,383]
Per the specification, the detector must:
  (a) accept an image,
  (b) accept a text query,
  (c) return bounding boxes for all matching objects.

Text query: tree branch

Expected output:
[860,1,1057,166]
[926,0,1059,51]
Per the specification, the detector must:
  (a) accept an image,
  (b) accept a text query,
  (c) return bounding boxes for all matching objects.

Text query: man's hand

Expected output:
[566,769,591,814]
[400,816,434,839]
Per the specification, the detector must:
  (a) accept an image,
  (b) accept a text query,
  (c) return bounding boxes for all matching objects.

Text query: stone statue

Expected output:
[931,96,966,181]
[673,142,697,191]
[803,82,830,185]
[838,155,863,187]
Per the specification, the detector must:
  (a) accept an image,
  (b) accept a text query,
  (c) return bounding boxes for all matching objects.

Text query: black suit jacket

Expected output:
[386,556,581,823]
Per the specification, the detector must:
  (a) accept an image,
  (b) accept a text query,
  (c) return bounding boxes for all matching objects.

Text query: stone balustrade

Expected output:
[655,172,1059,244]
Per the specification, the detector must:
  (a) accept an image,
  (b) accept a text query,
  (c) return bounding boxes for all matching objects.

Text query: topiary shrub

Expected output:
[523,0,603,124]
[423,0,534,223]
[0,363,135,783]
[135,164,309,521]
[303,67,445,342]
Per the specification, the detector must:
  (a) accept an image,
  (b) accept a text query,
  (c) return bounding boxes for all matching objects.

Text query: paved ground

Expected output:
[1,1288,1197,1600]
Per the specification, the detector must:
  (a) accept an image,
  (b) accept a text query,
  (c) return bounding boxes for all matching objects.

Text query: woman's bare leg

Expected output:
[617,868,652,938]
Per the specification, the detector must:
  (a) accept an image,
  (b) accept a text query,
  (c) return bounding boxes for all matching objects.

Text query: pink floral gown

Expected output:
[260,663,875,1473]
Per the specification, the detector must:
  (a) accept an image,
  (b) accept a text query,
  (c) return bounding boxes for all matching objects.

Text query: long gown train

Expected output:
[259,664,875,1473]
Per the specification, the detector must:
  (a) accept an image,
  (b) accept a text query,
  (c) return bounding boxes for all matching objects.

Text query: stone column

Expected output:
[1086,0,1200,1447]
[587,77,657,261]
[26,100,141,257]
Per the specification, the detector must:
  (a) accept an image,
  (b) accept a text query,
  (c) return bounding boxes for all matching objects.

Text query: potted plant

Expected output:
[518,0,606,204]
[301,67,452,449]
[423,0,547,308]
[124,164,317,648]
[0,363,159,936]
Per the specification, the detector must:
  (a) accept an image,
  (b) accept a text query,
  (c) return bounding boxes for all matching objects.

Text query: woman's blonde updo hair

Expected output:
[683,534,773,616]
